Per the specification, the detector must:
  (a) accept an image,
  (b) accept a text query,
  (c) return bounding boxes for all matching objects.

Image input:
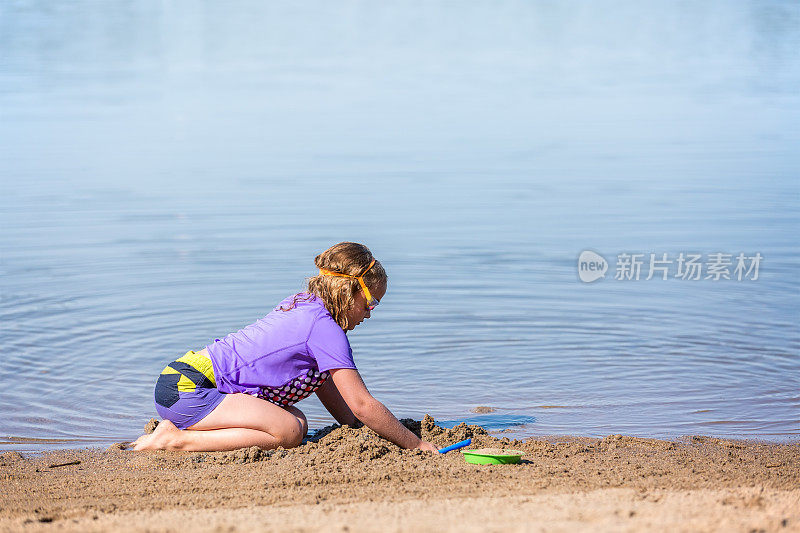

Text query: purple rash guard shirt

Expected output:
[205,293,356,407]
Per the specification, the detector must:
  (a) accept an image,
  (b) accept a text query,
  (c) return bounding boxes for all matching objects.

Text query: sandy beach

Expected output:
[1,416,798,532]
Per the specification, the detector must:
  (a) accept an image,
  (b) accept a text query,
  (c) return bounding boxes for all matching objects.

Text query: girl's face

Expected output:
[345,282,386,331]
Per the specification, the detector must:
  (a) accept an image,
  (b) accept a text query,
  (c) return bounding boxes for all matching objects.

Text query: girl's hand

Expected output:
[416,440,439,454]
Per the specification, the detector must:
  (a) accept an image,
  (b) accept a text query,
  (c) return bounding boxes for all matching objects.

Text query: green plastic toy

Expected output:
[461,448,525,465]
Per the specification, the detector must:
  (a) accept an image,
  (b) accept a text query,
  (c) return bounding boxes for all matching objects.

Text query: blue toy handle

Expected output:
[438,438,472,454]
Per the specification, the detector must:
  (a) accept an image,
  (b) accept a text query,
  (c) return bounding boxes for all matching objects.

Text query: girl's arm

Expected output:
[315,378,361,427]
[329,368,438,453]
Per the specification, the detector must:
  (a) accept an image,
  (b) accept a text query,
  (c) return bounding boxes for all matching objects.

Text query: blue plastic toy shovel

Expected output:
[438,438,472,454]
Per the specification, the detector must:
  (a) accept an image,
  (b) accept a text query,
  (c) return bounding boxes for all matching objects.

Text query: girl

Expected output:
[132,242,438,454]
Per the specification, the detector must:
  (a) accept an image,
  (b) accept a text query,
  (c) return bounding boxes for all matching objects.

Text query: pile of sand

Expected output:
[149,414,496,465]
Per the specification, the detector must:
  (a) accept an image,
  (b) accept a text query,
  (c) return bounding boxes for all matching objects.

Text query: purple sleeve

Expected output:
[307,314,357,372]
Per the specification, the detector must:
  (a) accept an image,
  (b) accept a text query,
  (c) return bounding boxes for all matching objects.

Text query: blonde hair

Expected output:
[283,242,387,330]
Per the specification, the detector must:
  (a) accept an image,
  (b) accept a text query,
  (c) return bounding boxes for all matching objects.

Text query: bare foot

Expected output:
[130,434,149,449]
[132,419,182,451]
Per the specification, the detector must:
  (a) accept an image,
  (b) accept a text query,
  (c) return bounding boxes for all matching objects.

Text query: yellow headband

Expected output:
[318,259,375,281]
[318,259,377,304]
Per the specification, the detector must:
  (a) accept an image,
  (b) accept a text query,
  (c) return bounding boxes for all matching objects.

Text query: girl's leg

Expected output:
[133,393,307,452]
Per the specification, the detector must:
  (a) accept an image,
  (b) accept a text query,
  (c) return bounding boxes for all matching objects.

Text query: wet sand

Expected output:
[1,416,798,532]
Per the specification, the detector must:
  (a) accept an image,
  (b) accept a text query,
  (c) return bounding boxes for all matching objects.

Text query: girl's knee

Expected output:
[264,407,304,448]
[276,420,304,448]
[284,406,308,438]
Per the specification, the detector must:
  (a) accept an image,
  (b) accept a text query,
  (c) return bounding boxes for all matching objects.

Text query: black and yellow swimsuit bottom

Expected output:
[152,350,226,429]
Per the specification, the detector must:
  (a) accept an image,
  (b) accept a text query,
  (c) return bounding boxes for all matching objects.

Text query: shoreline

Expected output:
[2,416,798,532]
[3,429,799,457]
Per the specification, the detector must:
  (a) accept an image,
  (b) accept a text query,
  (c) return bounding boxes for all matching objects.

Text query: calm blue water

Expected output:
[1,1,798,452]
